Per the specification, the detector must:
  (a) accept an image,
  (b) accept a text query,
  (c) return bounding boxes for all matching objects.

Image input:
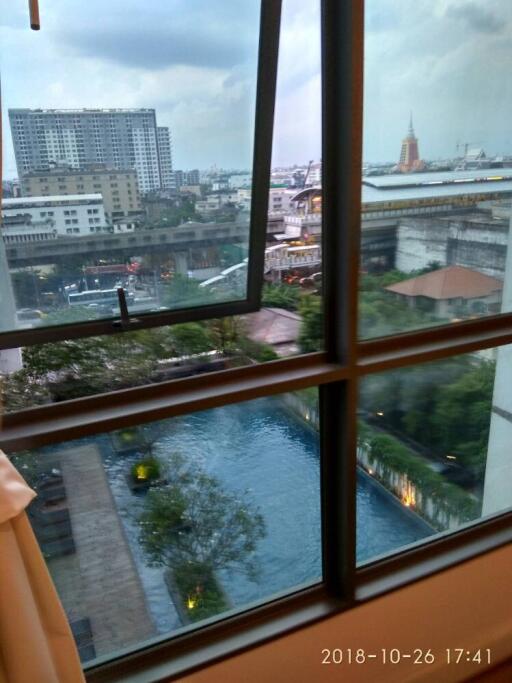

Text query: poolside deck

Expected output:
[48,443,155,658]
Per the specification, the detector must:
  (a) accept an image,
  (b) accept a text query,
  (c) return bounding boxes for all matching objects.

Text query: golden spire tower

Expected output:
[397,113,425,172]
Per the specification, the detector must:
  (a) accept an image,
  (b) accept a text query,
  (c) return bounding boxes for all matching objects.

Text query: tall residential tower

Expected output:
[8,108,173,193]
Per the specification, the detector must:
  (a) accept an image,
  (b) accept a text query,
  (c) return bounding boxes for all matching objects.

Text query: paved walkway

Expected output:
[49,443,154,658]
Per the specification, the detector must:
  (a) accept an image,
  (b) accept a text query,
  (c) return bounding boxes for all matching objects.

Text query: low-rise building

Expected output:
[385,265,503,318]
[20,166,143,227]
[178,185,202,198]
[196,192,240,216]
[268,188,296,213]
[1,194,109,242]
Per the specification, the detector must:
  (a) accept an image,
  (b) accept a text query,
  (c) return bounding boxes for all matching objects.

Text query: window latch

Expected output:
[113,287,135,330]
[29,0,40,30]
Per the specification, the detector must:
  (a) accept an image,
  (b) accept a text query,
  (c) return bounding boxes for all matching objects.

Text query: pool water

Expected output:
[99,395,434,633]
[32,395,434,638]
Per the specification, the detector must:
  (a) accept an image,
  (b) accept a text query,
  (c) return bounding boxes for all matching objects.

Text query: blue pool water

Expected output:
[99,395,433,633]
[37,395,434,635]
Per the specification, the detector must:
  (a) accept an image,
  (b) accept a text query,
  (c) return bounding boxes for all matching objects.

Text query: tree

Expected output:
[358,270,440,338]
[429,360,495,476]
[139,458,265,584]
[170,323,214,356]
[262,283,301,311]
[298,295,323,353]
[206,316,245,354]
[1,370,52,412]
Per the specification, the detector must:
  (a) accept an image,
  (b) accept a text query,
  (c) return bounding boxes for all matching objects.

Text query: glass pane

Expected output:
[1,0,263,331]
[357,343,512,564]
[6,391,322,663]
[361,0,512,338]
[0,0,323,411]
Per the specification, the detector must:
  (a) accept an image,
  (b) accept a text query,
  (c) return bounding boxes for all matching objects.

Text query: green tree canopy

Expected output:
[139,458,265,582]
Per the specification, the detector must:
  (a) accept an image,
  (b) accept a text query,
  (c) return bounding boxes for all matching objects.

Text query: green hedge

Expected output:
[366,432,480,525]
[174,562,228,623]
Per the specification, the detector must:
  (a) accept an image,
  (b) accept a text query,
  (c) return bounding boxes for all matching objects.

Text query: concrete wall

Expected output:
[396,215,509,277]
[395,218,449,272]
[483,208,512,515]
[447,238,506,278]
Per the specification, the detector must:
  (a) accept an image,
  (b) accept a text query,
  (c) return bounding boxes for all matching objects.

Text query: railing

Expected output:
[265,254,322,271]
[284,214,322,226]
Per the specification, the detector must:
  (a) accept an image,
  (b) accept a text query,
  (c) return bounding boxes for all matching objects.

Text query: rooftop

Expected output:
[385,266,503,301]
[22,168,136,178]
[9,108,155,114]
[362,169,512,204]
[244,307,301,351]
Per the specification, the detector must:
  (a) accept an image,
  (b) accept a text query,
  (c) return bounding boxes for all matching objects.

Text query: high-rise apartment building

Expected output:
[8,108,173,194]
[156,127,175,191]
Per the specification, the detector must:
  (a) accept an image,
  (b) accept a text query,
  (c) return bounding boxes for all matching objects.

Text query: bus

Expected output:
[68,289,135,307]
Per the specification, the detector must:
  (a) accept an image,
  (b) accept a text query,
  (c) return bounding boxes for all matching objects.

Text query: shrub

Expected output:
[130,457,161,482]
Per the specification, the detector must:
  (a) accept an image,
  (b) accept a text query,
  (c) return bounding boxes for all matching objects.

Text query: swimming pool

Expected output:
[99,395,434,634]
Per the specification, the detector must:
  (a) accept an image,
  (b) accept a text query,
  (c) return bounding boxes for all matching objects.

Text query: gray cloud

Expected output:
[5,0,512,173]
[53,0,260,72]
[445,2,504,34]
[63,27,252,71]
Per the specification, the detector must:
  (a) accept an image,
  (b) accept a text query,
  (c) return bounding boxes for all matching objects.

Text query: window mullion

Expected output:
[320,0,365,600]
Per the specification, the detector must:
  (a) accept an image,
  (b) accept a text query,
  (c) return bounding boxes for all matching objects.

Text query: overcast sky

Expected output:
[2,1,512,178]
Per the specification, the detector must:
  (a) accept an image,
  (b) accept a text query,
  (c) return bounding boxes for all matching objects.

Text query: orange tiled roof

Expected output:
[385,266,503,300]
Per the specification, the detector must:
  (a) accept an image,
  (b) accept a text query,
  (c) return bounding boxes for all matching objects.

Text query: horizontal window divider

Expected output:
[355,510,512,603]
[85,585,345,683]
[0,353,348,452]
[357,312,512,374]
[0,299,259,351]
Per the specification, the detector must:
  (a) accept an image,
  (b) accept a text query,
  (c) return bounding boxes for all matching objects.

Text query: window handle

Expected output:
[116,288,130,328]
[29,0,40,30]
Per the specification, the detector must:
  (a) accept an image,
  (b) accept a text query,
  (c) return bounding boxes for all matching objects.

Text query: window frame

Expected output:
[0,0,282,349]
[1,1,512,681]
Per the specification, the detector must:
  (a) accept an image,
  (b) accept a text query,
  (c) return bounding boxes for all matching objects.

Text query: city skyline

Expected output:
[3,1,512,177]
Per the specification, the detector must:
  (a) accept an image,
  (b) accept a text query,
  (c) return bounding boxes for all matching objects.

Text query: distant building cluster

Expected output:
[173,169,201,190]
